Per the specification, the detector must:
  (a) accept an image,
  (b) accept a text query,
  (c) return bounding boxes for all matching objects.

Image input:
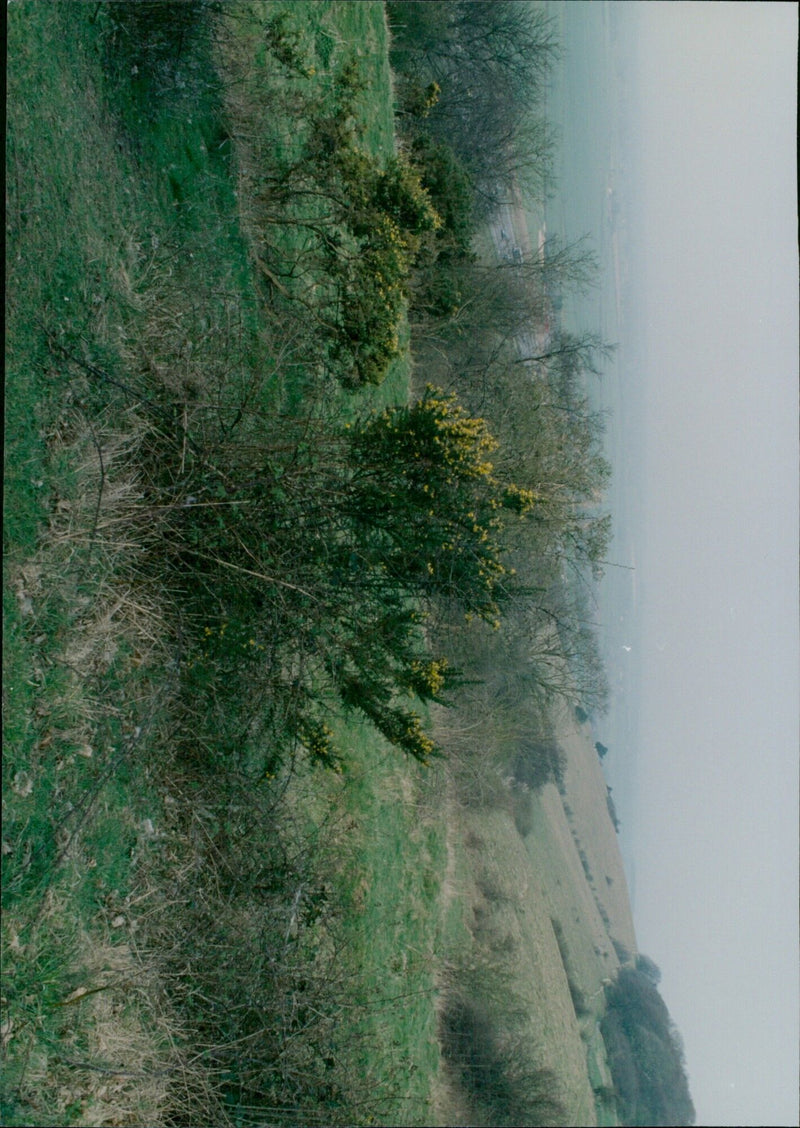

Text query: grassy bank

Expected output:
[3,4,446,1125]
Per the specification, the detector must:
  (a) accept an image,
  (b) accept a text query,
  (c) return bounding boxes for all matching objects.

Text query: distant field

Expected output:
[429,685,634,1126]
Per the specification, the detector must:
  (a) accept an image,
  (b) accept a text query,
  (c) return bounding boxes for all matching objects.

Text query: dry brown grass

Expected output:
[552,697,636,956]
[3,392,192,1125]
[37,407,174,682]
[2,887,209,1128]
[67,938,173,1128]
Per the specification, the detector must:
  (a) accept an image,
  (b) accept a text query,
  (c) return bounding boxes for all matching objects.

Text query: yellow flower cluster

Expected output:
[372,213,411,257]
[418,390,498,481]
[501,483,538,514]
[300,720,340,769]
[402,715,436,764]
[410,658,449,698]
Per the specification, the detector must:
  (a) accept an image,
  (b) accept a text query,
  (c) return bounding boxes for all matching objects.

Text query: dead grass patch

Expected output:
[1,888,205,1128]
[3,376,184,1126]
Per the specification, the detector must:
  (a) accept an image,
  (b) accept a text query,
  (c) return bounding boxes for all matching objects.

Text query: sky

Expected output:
[620,4,798,1125]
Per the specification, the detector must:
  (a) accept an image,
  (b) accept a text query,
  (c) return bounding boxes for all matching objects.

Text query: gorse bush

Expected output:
[322,143,441,386]
[232,37,442,388]
[346,388,535,615]
[170,387,535,769]
[410,133,474,257]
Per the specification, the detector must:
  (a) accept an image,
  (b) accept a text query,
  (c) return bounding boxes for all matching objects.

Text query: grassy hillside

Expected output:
[4,4,645,1127]
[4,4,445,1125]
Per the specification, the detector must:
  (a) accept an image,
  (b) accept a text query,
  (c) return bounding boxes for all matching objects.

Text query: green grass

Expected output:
[321,721,446,1122]
[4,20,172,1121]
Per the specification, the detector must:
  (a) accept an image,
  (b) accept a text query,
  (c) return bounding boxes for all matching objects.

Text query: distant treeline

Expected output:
[387,0,557,216]
[601,960,696,1126]
[390,10,695,1128]
[388,0,612,747]
[388,6,616,1121]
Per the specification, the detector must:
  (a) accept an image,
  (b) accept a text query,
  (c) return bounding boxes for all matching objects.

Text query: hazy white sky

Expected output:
[626,4,798,1125]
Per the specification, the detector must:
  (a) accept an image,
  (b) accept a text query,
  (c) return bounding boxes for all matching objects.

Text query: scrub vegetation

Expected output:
[601,962,696,1126]
[4,3,692,1126]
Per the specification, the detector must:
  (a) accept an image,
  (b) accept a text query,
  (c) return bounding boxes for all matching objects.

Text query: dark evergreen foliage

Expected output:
[601,967,696,1126]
